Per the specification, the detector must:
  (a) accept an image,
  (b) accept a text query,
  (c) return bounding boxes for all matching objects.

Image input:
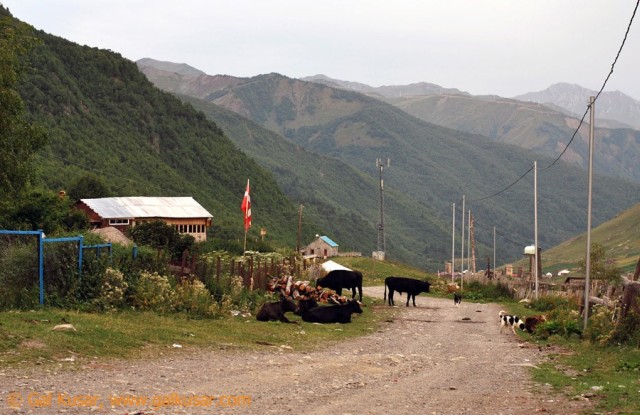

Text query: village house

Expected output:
[76,197,213,242]
[302,235,339,259]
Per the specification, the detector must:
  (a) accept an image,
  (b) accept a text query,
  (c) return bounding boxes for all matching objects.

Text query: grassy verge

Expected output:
[497,301,640,414]
[531,342,640,414]
[0,296,391,370]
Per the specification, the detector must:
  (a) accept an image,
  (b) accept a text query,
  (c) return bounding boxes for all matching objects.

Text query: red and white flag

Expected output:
[241,179,251,231]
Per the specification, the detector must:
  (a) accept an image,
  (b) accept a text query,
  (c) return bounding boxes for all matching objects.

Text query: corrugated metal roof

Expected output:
[320,235,339,247]
[81,197,212,219]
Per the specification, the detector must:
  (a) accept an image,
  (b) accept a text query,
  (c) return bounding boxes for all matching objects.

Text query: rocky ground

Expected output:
[1,287,591,414]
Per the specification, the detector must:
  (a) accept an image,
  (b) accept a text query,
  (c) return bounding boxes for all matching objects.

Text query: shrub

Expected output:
[130,271,174,312]
[530,295,573,312]
[462,280,514,302]
[534,307,582,340]
[608,310,640,347]
[93,267,128,311]
[172,278,212,316]
[0,240,40,309]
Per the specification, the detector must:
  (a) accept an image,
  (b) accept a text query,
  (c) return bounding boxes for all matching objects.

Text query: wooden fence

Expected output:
[459,271,627,305]
[170,253,321,291]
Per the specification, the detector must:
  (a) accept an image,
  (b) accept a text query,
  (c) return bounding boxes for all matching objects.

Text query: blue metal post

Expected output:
[38,230,44,304]
[78,235,84,275]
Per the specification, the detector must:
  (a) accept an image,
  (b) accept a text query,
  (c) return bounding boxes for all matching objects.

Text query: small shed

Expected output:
[303,235,339,259]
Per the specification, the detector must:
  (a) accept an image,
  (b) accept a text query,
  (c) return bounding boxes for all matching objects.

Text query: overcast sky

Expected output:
[3,0,640,100]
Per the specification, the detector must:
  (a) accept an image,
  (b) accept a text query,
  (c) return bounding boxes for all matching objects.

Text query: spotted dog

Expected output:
[499,310,525,334]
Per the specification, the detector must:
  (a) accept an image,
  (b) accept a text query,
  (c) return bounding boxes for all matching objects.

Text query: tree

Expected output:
[67,174,111,201]
[0,16,48,197]
[578,242,621,284]
[128,220,194,260]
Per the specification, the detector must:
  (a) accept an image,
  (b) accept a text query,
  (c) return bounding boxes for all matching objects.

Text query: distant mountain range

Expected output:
[138,58,640,270]
[514,83,640,130]
[302,76,640,131]
[299,75,640,184]
[301,74,469,98]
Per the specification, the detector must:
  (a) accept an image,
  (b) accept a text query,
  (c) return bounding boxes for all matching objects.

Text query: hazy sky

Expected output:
[3,0,640,99]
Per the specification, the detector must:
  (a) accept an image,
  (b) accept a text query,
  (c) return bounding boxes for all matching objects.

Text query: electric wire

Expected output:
[543,0,639,171]
[463,0,639,200]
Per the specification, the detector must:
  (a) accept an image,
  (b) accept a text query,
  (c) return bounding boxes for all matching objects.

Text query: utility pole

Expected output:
[296,204,304,253]
[460,195,465,286]
[451,202,455,283]
[493,226,496,278]
[584,96,595,331]
[534,161,539,299]
[470,210,476,274]
[376,158,390,258]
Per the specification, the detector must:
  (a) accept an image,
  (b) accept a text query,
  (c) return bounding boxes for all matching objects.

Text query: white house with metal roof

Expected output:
[302,235,339,258]
[76,197,213,242]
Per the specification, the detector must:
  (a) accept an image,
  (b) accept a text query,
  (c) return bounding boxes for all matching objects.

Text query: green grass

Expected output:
[531,343,640,414]
[495,300,640,414]
[329,257,432,286]
[0,296,392,370]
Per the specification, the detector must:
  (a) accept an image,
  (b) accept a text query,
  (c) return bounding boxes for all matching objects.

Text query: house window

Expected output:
[109,219,130,225]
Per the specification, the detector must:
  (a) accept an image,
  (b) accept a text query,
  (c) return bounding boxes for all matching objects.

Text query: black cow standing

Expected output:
[316,269,363,301]
[301,299,363,324]
[384,276,431,307]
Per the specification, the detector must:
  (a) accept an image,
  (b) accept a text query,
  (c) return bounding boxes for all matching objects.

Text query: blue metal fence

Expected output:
[0,230,111,305]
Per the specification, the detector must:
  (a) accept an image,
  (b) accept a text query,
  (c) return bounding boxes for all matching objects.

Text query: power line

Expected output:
[544,0,639,171]
[463,0,639,201]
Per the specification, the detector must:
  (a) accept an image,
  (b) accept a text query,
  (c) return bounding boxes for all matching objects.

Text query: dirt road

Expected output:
[2,287,590,414]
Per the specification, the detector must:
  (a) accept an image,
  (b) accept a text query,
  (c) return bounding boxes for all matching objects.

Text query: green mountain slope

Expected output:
[532,202,640,274]
[138,61,640,269]
[9,12,299,245]
[179,94,451,268]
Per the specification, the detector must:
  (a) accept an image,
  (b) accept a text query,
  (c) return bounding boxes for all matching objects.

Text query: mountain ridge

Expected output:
[138,58,640,269]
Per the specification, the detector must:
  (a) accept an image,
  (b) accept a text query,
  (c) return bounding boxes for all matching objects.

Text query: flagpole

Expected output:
[241,179,251,254]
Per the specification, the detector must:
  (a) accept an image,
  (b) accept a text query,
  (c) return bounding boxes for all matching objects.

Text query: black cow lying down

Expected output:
[316,269,363,301]
[384,276,431,307]
[301,299,363,324]
[256,295,298,323]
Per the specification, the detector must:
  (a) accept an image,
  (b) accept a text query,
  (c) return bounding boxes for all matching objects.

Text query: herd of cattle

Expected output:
[257,269,431,324]
[257,268,545,336]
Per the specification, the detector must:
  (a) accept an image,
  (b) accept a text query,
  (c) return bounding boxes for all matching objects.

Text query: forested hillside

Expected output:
[139,60,640,269]
[178,95,450,267]
[6,10,303,246]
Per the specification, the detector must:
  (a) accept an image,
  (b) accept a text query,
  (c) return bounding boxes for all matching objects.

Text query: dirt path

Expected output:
[2,288,590,414]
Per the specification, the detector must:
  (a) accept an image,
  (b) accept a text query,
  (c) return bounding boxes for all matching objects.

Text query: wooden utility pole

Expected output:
[296,204,303,253]
[470,211,476,274]
[584,96,595,331]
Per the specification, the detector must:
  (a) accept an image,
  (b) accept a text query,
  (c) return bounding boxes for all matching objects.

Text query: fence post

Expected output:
[249,255,254,290]
[216,256,221,285]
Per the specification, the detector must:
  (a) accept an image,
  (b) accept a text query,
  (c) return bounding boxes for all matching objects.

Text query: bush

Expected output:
[462,280,514,302]
[172,278,212,316]
[530,295,573,312]
[0,239,40,309]
[93,267,128,311]
[130,271,174,312]
[608,310,640,347]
